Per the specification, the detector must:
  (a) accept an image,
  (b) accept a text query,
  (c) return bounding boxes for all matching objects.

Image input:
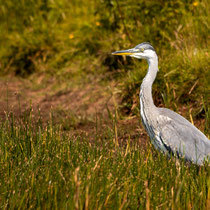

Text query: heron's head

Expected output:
[112,42,156,60]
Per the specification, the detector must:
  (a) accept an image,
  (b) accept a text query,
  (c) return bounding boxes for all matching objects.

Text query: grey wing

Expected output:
[157,108,210,165]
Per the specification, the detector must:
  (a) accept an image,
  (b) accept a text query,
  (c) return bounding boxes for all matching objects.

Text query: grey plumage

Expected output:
[135,42,156,52]
[112,42,210,165]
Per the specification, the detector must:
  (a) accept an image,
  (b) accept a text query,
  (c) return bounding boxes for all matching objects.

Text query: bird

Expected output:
[112,42,210,165]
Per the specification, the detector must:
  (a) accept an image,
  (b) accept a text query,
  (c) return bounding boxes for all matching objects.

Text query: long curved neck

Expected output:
[140,55,158,108]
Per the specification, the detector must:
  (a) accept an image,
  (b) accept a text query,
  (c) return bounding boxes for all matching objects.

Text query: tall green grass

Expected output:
[0,113,209,209]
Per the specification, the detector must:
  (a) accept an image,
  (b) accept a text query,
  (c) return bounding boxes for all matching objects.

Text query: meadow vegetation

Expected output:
[0,113,210,209]
[0,0,209,208]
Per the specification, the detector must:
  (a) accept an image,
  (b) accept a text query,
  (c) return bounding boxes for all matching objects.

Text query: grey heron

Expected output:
[112,42,210,165]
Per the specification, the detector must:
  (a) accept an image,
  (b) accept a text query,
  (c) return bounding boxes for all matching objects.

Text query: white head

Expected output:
[112,42,157,60]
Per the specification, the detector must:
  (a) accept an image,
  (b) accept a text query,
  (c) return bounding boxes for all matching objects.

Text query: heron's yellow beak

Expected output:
[112,49,134,56]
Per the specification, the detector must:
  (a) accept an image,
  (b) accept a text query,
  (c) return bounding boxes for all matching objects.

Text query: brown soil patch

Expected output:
[0,77,112,117]
[0,76,147,145]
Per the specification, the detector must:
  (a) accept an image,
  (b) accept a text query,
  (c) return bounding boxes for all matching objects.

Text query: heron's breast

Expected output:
[140,94,168,152]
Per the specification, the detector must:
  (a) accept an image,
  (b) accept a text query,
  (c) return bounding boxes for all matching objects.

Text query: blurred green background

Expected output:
[0,0,209,120]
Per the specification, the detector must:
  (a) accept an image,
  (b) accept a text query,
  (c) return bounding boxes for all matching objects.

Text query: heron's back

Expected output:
[155,108,210,165]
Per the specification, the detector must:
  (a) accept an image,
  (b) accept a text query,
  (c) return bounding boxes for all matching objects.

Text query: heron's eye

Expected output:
[140,48,144,52]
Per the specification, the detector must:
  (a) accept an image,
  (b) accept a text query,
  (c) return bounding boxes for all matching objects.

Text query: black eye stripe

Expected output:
[137,47,154,52]
[147,46,155,51]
